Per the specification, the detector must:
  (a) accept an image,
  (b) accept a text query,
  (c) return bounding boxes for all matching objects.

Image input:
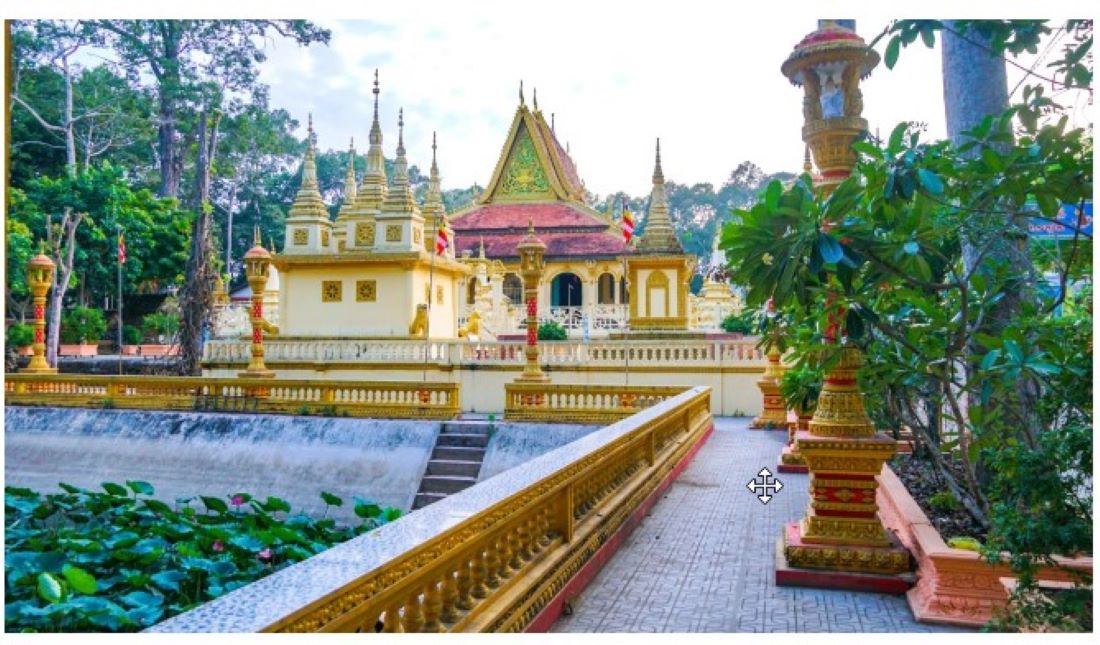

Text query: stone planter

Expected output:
[121,345,141,356]
[137,344,179,357]
[17,345,34,357]
[877,465,1092,628]
[58,342,99,357]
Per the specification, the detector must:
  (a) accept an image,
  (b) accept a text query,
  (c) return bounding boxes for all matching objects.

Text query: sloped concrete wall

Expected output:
[479,421,600,481]
[4,407,439,519]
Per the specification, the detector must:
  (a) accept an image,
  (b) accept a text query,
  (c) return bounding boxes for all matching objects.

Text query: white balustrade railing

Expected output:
[203,337,765,367]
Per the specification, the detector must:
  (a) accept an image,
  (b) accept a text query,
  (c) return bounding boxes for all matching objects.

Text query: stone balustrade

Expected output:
[504,382,689,424]
[149,386,713,633]
[202,337,765,368]
[4,374,461,420]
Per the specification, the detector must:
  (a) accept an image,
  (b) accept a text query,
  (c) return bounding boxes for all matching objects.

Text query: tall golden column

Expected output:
[239,227,275,379]
[515,220,548,383]
[750,299,788,429]
[22,250,57,374]
[776,21,911,590]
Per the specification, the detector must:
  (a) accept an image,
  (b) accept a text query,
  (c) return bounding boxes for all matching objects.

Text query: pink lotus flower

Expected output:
[257,547,273,562]
[211,540,225,552]
[231,495,245,507]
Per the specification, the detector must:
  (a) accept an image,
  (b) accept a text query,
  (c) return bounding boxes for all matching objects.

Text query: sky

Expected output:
[10,1,1095,198]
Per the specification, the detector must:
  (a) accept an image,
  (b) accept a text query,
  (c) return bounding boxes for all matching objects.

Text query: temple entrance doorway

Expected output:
[550,273,582,307]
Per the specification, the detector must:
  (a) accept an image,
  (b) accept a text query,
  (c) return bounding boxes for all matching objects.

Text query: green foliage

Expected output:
[779,365,824,414]
[60,307,107,344]
[719,310,759,335]
[141,313,179,339]
[4,482,401,632]
[537,321,568,341]
[7,323,35,348]
[929,490,962,513]
[122,325,143,346]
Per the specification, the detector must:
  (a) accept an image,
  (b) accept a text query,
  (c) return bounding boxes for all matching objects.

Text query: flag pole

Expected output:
[116,225,124,376]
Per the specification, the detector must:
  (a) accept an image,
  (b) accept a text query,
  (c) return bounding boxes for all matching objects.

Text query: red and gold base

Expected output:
[776,523,913,593]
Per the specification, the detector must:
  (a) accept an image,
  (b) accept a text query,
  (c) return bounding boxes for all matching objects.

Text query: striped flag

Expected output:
[621,197,634,244]
[118,230,127,264]
[435,226,450,256]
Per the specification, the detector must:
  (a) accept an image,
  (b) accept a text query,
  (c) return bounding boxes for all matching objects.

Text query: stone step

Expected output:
[436,432,489,448]
[419,475,478,495]
[440,422,491,435]
[412,492,448,509]
[426,459,482,478]
[431,445,486,461]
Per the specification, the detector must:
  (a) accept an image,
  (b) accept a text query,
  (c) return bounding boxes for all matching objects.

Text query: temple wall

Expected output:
[280,265,416,336]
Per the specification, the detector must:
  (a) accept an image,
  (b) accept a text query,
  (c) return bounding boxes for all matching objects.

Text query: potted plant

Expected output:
[6,323,35,357]
[121,324,143,355]
[779,365,823,431]
[59,307,107,357]
[537,320,568,341]
[141,311,180,356]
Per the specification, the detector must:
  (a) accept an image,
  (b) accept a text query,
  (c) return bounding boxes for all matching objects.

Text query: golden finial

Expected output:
[373,69,380,113]
[653,137,664,184]
[432,131,437,165]
[397,107,405,155]
[551,112,555,133]
[803,145,813,174]
[533,87,538,111]
[253,224,261,247]
[519,80,525,106]
[268,235,275,253]
[527,218,535,235]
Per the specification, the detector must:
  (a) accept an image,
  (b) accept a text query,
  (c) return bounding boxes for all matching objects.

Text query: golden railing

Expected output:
[149,386,713,633]
[4,374,460,420]
[504,382,690,424]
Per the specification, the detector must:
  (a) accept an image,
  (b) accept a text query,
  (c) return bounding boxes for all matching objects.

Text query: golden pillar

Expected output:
[22,251,57,374]
[777,21,910,587]
[750,303,787,428]
[239,228,275,379]
[515,220,548,383]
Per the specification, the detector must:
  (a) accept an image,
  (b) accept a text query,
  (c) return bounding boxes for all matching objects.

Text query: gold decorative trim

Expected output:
[356,280,377,302]
[321,280,343,302]
[293,228,308,245]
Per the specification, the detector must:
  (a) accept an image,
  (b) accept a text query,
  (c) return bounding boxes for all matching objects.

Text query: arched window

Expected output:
[503,273,524,304]
[466,278,476,305]
[645,271,670,317]
[597,273,616,304]
[550,272,582,307]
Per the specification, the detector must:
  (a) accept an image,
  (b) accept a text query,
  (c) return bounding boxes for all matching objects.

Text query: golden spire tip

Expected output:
[533,87,538,111]
[253,224,261,247]
[519,80,525,106]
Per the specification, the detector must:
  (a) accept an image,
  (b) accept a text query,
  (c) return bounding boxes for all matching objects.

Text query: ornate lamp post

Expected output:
[515,220,548,383]
[750,298,787,429]
[22,249,57,374]
[776,21,911,590]
[239,227,275,379]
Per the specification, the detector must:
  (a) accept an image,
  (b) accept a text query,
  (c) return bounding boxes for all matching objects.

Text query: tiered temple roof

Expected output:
[449,85,629,261]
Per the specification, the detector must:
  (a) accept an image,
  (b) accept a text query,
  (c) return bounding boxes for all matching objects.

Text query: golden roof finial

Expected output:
[527,218,535,235]
[343,137,358,206]
[381,107,417,213]
[519,80,525,106]
[551,112,555,133]
[566,141,571,155]
[637,136,682,254]
[359,69,387,209]
[803,145,813,174]
[397,107,405,155]
[372,69,380,116]
[253,224,261,247]
[653,137,664,184]
[478,236,486,259]
[533,87,538,111]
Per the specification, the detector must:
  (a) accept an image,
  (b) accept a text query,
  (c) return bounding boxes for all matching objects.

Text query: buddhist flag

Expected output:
[621,197,634,244]
[435,226,450,255]
[118,230,127,264]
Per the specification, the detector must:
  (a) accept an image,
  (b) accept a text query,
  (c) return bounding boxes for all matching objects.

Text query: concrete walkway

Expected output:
[552,417,969,633]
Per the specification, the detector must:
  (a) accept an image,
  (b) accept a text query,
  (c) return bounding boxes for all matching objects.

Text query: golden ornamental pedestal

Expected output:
[514,221,548,384]
[778,406,812,473]
[22,252,58,374]
[239,229,276,380]
[749,343,787,429]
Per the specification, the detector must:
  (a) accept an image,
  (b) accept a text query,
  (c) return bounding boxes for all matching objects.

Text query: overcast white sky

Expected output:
[10,1,1095,198]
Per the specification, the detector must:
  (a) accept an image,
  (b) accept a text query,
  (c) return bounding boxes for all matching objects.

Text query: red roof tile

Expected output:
[454,230,629,260]
[450,202,608,232]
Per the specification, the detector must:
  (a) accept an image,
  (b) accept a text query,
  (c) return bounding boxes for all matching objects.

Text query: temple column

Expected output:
[21,250,57,374]
[515,222,548,383]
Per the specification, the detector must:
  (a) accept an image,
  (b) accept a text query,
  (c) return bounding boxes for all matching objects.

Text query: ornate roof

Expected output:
[450,87,627,260]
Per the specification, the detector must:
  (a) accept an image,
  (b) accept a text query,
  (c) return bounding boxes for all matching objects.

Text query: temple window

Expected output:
[597,273,617,304]
[356,280,377,302]
[550,273,582,307]
[503,273,524,304]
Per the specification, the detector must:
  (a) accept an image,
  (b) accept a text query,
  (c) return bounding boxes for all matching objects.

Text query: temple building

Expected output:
[213,76,741,341]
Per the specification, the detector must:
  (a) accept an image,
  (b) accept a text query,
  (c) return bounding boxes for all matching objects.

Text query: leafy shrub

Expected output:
[6,323,35,348]
[141,313,179,340]
[4,482,401,632]
[122,325,143,346]
[779,365,824,414]
[720,311,758,335]
[929,490,962,513]
[537,321,567,341]
[60,307,107,344]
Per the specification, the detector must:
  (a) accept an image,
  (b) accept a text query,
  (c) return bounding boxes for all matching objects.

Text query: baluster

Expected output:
[401,591,424,633]
[484,542,501,589]
[519,518,535,561]
[422,580,443,632]
[472,547,491,597]
[496,535,514,579]
[441,568,460,623]
[508,525,524,570]
[382,604,403,632]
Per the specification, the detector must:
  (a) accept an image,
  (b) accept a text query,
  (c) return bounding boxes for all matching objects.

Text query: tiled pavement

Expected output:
[551,416,970,633]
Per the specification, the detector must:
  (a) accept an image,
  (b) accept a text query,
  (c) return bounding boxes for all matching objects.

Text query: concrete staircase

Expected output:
[412,422,490,510]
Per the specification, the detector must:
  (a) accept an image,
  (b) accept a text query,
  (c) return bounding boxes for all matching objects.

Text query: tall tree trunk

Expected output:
[942,22,1040,477]
[61,53,77,174]
[156,23,183,198]
[176,109,221,374]
[45,211,82,366]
